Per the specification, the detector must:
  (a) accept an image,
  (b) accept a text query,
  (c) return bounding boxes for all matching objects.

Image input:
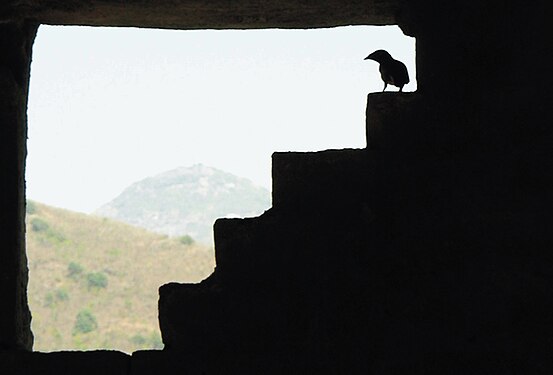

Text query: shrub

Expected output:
[45,287,70,307]
[130,334,147,346]
[178,235,195,246]
[67,262,84,279]
[26,201,37,215]
[46,229,66,244]
[130,331,164,350]
[73,309,98,335]
[55,288,69,301]
[31,218,66,245]
[149,331,164,350]
[44,292,54,307]
[31,218,49,232]
[86,272,108,289]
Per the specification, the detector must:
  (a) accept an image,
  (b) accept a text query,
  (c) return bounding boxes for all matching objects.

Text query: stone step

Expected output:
[365,92,420,152]
[0,350,128,375]
[156,99,394,358]
[271,148,374,211]
[159,198,376,353]
[366,92,480,154]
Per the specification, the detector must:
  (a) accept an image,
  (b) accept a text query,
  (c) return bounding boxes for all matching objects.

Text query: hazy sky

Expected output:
[26,25,416,213]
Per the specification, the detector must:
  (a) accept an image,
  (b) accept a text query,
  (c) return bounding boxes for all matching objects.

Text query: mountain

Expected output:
[26,200,215,353]
[94,165,271,244]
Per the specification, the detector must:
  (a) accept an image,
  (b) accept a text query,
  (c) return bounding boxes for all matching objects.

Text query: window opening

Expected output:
[26,25,416,353]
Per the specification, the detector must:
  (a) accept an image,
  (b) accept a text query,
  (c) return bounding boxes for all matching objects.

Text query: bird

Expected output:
[364,50,409,92]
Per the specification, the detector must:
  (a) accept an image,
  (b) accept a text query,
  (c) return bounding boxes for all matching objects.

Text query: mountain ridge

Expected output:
[94,164,271,244]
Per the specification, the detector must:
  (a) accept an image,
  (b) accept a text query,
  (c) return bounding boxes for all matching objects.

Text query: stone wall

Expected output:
[1,0,552,373]
[1,0,399,28]
[0,21,37,351]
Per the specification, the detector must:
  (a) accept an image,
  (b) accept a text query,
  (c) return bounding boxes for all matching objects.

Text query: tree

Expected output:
[86,272,108,289]
[67,262,84,279]
[178,235,195,246]
[73,309,98,335]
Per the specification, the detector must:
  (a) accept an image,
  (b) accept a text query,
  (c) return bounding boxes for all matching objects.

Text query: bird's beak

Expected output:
[364,55,373,61]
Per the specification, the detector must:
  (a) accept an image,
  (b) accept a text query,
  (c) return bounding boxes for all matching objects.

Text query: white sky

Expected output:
[26,25,416,214]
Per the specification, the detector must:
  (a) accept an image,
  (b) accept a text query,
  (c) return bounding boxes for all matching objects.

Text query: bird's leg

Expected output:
[382,82,387,92]
[399,86,403,92]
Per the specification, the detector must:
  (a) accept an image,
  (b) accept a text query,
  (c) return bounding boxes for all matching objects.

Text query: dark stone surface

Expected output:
[272,148,374,212]
[159,141,553,373]
[2,0,553,373]
[131,348,296,375]
[0,350,129,375]
[0,21,37,351]
[1,0,399,28]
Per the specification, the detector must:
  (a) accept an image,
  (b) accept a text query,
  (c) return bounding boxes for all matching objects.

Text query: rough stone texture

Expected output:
[1,0,400,29]
[160,136,553,373]
[131,349,295,375]
[0,21,37,351]
[367,92,418,151]
[2,0,553,373]
[366,92,480,156]
[160,204,376,372]
[271,148,374,211]
[0,350,129,375]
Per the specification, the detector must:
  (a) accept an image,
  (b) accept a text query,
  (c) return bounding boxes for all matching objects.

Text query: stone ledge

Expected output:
[158,281,226,353]
[366,92,421,152]
[0,350,129,375]
[3,0,400,28]
[366,92,486,155]
[271,148,374,211]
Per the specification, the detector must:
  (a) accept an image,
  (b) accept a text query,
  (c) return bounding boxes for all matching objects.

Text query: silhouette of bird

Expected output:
[364,50,409,92]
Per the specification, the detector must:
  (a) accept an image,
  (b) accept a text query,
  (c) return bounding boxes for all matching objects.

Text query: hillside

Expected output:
[94,164,271,244]
[26,200,215,353]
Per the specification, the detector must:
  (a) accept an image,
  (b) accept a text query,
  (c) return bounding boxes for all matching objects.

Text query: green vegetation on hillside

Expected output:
[26,200,215,353]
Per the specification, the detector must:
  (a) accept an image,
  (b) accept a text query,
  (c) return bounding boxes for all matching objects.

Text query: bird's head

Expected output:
[364,49,393,63]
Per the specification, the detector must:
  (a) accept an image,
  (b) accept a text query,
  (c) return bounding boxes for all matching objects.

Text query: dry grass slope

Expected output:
[26,201,215,353]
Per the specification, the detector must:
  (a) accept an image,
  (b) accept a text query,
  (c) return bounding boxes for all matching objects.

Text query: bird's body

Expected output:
[364,50,409,92]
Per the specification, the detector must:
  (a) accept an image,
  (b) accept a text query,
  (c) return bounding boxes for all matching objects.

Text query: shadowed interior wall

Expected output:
[0,21,37,351]
[1,0,552,373]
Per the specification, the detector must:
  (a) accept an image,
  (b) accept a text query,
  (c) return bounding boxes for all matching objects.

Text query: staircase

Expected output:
[156,93,419,373]
[155,92,544,373]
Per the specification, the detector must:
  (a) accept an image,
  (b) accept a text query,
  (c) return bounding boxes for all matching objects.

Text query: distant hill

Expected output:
[94,164,271,244]
[26,200,215,353]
